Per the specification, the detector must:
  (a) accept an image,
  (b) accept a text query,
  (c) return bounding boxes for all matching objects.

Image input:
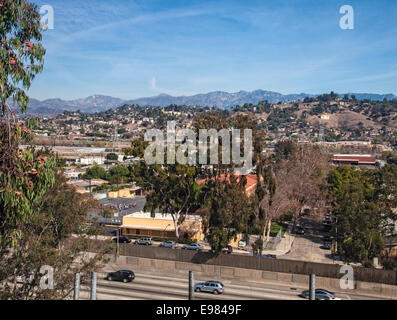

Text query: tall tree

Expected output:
[200,173,252,252]
[253,155,276,244]
[1,0,51,254]
[0,2,106,299]
[274,142,330,219]
[0,169,107,300]
[327,166,385,264]
[131,162,201,239]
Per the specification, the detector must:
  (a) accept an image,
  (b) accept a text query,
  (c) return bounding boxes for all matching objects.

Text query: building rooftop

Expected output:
[123,211,202,222]
[333,154,377,164]
[197,174,258,194]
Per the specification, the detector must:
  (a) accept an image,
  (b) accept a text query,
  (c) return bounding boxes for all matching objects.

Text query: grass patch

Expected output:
[270,223,287,237]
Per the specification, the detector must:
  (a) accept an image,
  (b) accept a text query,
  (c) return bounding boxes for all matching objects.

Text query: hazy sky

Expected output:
[29,0,397,100]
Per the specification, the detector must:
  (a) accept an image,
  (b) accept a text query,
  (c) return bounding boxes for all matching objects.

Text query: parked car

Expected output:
[105,270,135,283]
[194,281,224,294]
[299,289,341,300]
[112,236,131,244]
[323,224,332,232]
[320,242,332,250]
[222,245,233,254]
[323,218,332,225]
[248,252,277,259]
[296,227,305,235]
[134,237,152,246]
[159,240,177,248]
[182,243,203,251]
[238,240,248,248]
[260,254,277,259]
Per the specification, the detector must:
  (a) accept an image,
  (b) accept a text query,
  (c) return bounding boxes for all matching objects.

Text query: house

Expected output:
[64,168,86,180]
[108,186,143,199]
[67,179,108,193]
[78,156,105,165]
[332,154,378,168]
[120,212,204,241]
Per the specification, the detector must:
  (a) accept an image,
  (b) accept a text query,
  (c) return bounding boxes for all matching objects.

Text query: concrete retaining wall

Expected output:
[105,254,397,299]
[110,244,397,286]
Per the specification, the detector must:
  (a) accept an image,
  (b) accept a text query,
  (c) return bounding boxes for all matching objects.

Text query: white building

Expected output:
[78,156,105,165]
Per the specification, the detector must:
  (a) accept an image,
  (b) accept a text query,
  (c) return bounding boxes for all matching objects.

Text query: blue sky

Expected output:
[29,0,397,100]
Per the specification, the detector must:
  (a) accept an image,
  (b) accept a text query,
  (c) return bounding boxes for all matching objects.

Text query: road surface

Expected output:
[79,269,390,300]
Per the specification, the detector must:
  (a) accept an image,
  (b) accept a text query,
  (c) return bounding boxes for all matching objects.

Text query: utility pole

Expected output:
[73,273,80,300]
[335,217,338,254]
[188,271,195,300]
[116,228,120,257]
[90,272,97,300]
[309,274,316,300]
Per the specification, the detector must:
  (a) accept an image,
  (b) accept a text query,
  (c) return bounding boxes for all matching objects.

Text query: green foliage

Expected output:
[201,173,252,252]
[106,152,118,161]
[0,0,46,114]
[327,165,396,263]
[131,162,201,239]
[382,258,397,271]
[0,3,107,299]
[81,164,106,180]
[0,146,56,248]
[252,238,264,256]
[107,165,130,185]
[122,138,149,158]
[0,170,107,299]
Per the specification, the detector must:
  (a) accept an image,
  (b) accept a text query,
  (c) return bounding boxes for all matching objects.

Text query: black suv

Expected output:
[112,236,131,243]
[105,270,135,283]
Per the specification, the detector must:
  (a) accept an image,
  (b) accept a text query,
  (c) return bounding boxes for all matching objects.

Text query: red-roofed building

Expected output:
[197,174,258,196]
[332,154,378,168]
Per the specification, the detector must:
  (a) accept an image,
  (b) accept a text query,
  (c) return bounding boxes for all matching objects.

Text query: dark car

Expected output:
[323,218,332,225]
[222,245,233,254]
[320,242,332,250]
[112,236,131,243]
[299,289,341,300]
[134,237,152,245]
[323,224,332,232]
[105,270,135,283]
[194,281,224,295]
[296,227,305,235]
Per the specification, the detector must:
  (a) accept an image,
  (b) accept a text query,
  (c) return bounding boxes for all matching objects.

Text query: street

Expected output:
[78,269,390,301]
[281,215,340,264]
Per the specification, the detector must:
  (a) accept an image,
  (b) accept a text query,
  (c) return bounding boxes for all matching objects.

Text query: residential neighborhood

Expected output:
[1,0,397,309]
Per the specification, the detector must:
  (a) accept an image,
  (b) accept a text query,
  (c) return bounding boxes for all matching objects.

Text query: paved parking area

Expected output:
[279,216,343,264]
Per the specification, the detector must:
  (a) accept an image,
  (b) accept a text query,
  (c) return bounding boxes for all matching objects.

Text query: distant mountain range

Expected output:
[24,90,397,115]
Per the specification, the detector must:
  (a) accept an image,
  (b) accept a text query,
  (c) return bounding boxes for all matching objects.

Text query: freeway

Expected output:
[78,269,391,301]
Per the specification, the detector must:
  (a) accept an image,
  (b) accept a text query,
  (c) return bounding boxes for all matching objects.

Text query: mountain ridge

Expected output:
[25,90,397,115]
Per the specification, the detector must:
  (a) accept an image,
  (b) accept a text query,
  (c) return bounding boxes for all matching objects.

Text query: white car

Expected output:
[182,243,203,251]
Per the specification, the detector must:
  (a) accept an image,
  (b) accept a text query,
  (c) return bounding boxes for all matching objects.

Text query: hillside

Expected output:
[24,91,397,115]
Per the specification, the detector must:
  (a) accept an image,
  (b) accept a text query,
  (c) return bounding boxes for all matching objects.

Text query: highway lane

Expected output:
[78,270,391,300]
[79,271,301,300]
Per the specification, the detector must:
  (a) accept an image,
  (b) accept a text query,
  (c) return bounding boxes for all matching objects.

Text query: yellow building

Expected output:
[120,212,204,241]
[108,187,143,199]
